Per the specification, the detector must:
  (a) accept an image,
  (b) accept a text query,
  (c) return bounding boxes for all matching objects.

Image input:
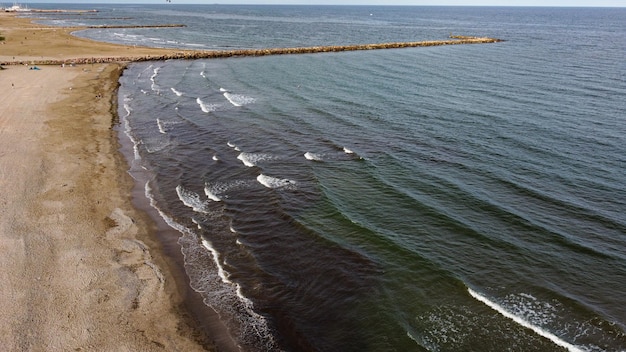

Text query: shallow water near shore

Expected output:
[34,4,626,351]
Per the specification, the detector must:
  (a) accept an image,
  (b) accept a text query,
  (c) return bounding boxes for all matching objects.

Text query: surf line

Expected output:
[467,288,585,352]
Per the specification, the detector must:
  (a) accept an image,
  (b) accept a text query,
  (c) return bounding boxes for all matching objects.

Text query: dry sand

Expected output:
[0,12,224,352]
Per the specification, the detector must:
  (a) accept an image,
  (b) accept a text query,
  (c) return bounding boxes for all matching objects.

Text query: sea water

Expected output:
[33,5,626,351]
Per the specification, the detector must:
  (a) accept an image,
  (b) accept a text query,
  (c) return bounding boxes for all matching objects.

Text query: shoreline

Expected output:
[115,96,245,352]
[0,61,214,351]
[0,12,236,351]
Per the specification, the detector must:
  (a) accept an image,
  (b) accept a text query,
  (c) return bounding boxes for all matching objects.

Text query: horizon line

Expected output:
[12,2,626,7]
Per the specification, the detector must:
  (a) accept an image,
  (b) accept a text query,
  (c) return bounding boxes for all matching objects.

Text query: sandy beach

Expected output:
[0,12,219,351]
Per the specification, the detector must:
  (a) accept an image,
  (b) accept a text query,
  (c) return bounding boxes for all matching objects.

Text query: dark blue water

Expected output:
[34,5,626,351]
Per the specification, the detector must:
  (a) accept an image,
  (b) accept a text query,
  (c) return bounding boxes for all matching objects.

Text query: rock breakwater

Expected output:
[1,36,502,66]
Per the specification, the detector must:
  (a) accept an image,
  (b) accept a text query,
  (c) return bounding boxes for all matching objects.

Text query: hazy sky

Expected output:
[18,0,626,6]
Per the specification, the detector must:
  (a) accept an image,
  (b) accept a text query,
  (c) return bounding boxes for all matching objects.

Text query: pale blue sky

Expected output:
[17,0,626,6]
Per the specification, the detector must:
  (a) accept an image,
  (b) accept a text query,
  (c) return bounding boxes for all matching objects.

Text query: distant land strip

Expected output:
[28,9,98,13]
[85,24,187,29]
[1,36,503,66]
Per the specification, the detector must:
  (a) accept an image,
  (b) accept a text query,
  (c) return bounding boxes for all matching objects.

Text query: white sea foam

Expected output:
[304,152,324,161]
[150,67,160,92]
[201,239,232,284]
[224,92,255,107]
[120,103,141,161]
[257,174,297,189]
[124,133,141,161]
[204,180,250,202]
[176,185,211,213]
[191,217,202,230]
[170,187,278,349]
[237,152,277,167]
[146,182,199,239]
[227,141,241,151]
[145,182,193,237]
[237,153,256,167]
[467,288,585,352]
[204,187,222,202]
[414,304,481,349]
[220,87,228,92]
[132,143,141,160]
[192,235,277,348]
[123,103,132,118]
[170,87,183,96]
[502,292,558,327]
[196,97,217,113]
[343,147,355,154]
[406,330,436,352]
[156,118,167,134]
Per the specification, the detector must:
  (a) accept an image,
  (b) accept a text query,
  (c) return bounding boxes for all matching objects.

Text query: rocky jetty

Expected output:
[85,24,186,29]
[1,36,503,66]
